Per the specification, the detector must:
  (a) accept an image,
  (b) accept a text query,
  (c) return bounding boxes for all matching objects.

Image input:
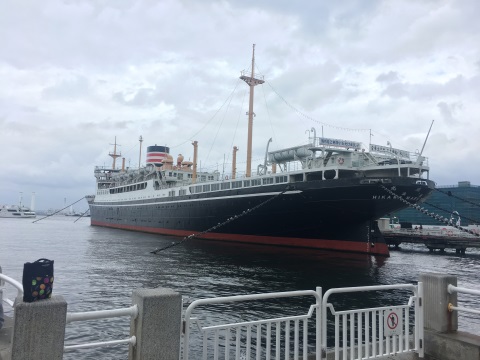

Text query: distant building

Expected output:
[391,181,480,226]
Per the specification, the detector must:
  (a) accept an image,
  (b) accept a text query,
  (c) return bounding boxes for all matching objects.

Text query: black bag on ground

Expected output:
[22,259,54,302]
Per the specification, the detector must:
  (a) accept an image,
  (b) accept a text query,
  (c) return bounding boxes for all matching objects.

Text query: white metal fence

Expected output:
[448,284,480,315]
[322,284,424,360]
[183,284,424,360]
[183,289,322,360]
[0,271,23,307]
[64,305,138,351]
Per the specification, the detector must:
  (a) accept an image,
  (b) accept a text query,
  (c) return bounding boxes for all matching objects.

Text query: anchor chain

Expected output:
[379,184,480,237]
[422,200,480,226]
[151,186,293,254]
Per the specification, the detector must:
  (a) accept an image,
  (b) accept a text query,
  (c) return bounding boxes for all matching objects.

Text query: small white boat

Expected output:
[0,205,36,218]
[0,192,36,218]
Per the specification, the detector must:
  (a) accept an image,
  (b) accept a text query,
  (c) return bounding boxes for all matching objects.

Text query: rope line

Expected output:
[266,80,370,132]
[74,208,91,223]
[170,79,242,149]
[422,201,480,226]
[151,186,292,254]
[32,197,86,223]
[379,184,479,237]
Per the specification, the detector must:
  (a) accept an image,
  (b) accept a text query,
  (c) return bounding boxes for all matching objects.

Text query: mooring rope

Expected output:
[422,200,480,226]
[73,208,91,223]
[151,186,293,254]
[379,184,479,237]
[32,196,86,223]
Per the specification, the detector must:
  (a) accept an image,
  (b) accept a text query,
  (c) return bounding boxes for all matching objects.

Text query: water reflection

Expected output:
[1,217,480,359]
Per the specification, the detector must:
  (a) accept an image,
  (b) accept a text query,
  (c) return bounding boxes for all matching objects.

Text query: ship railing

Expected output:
[447,284,480,316]
[322,283,424,359]
[64,305,138,352]
[183,289,322,360]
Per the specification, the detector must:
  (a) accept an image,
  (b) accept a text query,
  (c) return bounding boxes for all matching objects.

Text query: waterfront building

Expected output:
[392,181,480,226]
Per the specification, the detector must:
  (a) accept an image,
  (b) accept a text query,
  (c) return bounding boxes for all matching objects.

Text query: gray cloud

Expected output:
[1,0,480,209]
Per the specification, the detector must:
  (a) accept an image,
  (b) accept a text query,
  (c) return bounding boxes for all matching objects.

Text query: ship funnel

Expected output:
[192,141,198,184]
[146,145,170,167]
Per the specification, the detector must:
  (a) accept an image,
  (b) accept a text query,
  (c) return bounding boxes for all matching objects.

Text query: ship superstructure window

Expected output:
[244,180,250,187]
[231,181,242,189]
[203,185,210,192]
[109,182,147,194]
[194,185,202,193]
[221,182,231,190]
[251,179,261,186]
[188,174,192,178]
[179,189,187,196]
[262,177,274,185]
[168,190,175,197]
[201,176,206,181]
[178,173,184,180]
[211,184,220,191]
[275,176,288,183]
[208,176,215,180]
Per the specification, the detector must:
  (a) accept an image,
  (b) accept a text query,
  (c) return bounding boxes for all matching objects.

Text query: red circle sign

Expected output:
[386,312,399,330]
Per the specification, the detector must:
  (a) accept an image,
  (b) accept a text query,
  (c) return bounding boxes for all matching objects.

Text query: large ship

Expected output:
[88,46,435,256]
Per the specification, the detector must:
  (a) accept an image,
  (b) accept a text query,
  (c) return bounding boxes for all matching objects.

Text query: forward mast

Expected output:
[240,44,264,177]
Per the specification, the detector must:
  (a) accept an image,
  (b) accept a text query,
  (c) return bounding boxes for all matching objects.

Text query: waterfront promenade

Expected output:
[1,272,478,360]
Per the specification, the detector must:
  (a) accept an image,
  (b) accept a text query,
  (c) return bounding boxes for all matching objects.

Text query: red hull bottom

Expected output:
[91,220,390,257]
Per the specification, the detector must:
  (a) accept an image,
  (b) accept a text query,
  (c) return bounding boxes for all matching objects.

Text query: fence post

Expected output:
[419,273,457,332]
[129,288,182,360]
[11,296,67,360]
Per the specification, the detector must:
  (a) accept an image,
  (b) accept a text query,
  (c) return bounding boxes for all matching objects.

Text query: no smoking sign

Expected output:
[383,308,403,337]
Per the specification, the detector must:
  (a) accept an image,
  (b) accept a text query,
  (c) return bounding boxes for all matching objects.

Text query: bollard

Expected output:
[129,288,182,360]
[420,273,457,332]
[11,296,67,360]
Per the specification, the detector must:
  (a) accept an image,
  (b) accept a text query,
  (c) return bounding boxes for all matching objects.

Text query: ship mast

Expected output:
[240,44,264,177]
[109,136,121,170]
[138,135,143,169]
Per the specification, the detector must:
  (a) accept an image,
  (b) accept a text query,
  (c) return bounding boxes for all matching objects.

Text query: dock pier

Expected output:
[382,228,480,254]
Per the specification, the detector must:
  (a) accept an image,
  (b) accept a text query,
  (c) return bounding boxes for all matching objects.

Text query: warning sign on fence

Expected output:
[383,308,403,337]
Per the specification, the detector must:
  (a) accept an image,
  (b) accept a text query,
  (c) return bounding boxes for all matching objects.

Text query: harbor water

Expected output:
[1,216,480,359]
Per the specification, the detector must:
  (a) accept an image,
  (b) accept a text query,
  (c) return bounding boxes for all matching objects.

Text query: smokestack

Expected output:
[192,141,198,184]
[232,146,238,179]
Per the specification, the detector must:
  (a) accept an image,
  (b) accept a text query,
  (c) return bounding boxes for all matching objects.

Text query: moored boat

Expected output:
[87,46,435,256]
[0,205,37,219]
[0,192,36,219]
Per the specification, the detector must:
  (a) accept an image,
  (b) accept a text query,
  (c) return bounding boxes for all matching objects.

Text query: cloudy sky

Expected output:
[1,0,479,211]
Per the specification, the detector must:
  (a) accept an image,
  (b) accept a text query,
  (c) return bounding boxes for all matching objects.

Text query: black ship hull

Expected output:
[89,177,435,256]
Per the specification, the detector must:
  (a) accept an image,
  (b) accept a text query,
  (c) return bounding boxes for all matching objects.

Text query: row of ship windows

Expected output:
[166,172,215,182]
[100,175,288,197]
[109,182,147,194]
[188,175,288,195]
